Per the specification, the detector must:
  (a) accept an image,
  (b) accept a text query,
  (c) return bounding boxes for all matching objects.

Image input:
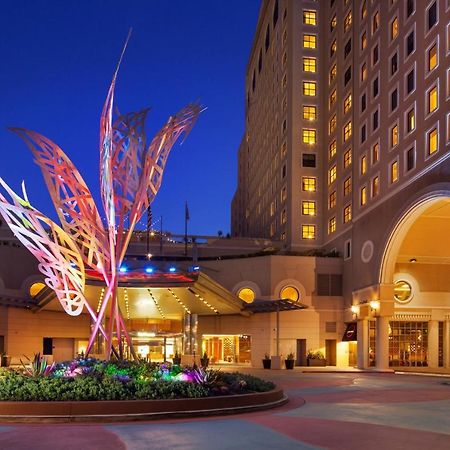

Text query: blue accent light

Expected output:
[169,266,176,273]
[193,266,200,271]
[145,267,154,274]
[119,266,127,273]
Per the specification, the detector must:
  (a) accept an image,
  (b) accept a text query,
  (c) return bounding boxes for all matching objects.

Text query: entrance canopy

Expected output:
[242,299,307,314]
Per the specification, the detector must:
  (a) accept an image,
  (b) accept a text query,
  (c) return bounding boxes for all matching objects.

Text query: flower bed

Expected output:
[0,357,275,402]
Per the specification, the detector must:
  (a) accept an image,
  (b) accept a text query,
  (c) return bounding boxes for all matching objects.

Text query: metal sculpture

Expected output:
[0,36,200,359]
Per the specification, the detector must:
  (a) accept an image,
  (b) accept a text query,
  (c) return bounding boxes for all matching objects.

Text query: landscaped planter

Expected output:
[307,359,326,367]
[262,359,271,369]
[285,359,295,370]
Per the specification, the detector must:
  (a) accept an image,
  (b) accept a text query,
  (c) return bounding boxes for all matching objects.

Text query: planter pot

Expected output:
[285,359,295,370]
[307,358,326,367]
[262,359,271,369]
[200,358,209,368]
[0,356,11,367]
[172,357,181,365]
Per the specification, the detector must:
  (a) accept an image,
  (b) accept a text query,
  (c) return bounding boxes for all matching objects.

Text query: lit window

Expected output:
[372,176,379,197]
[329,64,337,83]
[328,217,337,234]
[329,191,337,209]
[391,124,398,148]
[394,280,412,303]
[428,86,438,114]
[303,81,316,96]
[270,201,275,216]
[303,34,317,49]
[330,15,337,32]
[303,128,316,144]
[344,177,352,196]
[344,93,352,113]
[280,286,300,302]
[361,155,367,175]
[344,121,352,142]
[329,115,337,134]
[372,11,379,34]
[281,209,287,224]
[302,176,316,192]
[361,31,367,51]
[303,105,317,121]
[372,142,379,163]
[343,204,352,223]
[361,0,367,19]
[302,224,316,239]
[330,39,337,57]
[238,288,255,304]
[344,10,352,32]
[303,10,317,25]
[391,17,398,40]
[406,108,415,133]
[281,186,287,201]
[428,44,437,72]
[329,140,337,159]
[344,149,352,168]
[390,160,399,183]
[302,201,316,216]
[328,165,337,185]
[361,63,367,81]
[29,282,46,298]
[428,127,438,155]
[303,57,316,72]
[360,186,367,206]
[329,89,337,108]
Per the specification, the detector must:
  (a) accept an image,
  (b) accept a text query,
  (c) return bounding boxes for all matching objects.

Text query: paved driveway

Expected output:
[1,369,449,449]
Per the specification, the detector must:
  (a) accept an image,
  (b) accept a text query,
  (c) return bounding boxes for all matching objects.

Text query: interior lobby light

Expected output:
[169,267,176,273]
[145,267,154,274]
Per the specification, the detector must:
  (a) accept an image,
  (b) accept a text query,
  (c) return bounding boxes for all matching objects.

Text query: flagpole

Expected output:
[184,201,188,257]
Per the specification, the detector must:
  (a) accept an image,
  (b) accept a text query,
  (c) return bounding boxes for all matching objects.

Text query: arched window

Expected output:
[280,285,300,302]
[394,280,412,303]
[238,287,255,304]
[29,282,46,298]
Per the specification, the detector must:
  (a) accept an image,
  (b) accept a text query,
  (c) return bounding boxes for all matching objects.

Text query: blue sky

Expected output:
[0,0,260,236]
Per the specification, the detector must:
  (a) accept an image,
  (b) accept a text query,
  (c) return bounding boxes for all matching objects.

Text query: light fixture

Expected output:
[351,305,359,318]
[409,258,417,263]
[192,265,200,271]
[169,266,176,273]
[119,266,127,273]
[145,267,154,274]
[370,300,380,315]
[147,253,152,259]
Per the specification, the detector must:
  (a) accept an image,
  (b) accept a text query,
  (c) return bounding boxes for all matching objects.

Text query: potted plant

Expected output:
[200,352,209,368]
[285,352,295,370]
[172,351,181,365]
[0,353,11,367]
[307,350,326,367]
[262,353,271,369]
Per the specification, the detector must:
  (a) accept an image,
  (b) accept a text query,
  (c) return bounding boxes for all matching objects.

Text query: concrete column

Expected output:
[357,319,369,369]
[375,316,390,371]
[428,320,439,368]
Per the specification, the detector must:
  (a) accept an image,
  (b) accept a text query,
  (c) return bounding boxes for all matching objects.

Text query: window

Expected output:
[302,176,317,191]
[303,10,317,25]
[391,88,398,110]
[361,93,367,112]
[344,10,352,32]
[361,155,367,175]
[390,160,399,183]
[329,115,337,134]
[391,124,399,147]
[361,62,367,81]
[280,286,300,302]
[372,142,379,164]
[372,11,380,34]
[391,52,398,76]
[391,17,398,40]
[344,39,352,58]
[303,153,316,167]
[265,25,270,52]
[406,68,415,94]
[330,14,337,32]
[428,2,437,30]
[372,44,379,65]
[238,288,255,304]
[281,186,287,201]
[406,108,415,132]
[360,186,367,206]
[428,86,438,114]
[361,0,367,19]
[406,30,415,56]
[344,148,352,168]
[361,31,367,51]
[281,209,287,224]
[361,124,367,143]
[303,34,317,49]
[303,105,317,121]
[303,128,316,144]
[282,164,286,178]
[373,77,379,98]
[373,109,379,130]
[329,191,337,209]
[344,121,352,141]
[303,57,316,72]
[428,127,438,155]
[329,64,337,83]
[302,201,316,216]
[344,176,352,196]
[330,39,337,57]
[328,165,337,184]
[372,176,379,197]
[428,44,437,72]
[328,217,337,234]
[302,224,315,239]
[303,81,316,96]
[406,147,415,171]
[407,0,415,17]
[344,66,352,85]
[329,89,337,108]
[344,93,352,113]
[343,204,352,223]
[329,140,337,159]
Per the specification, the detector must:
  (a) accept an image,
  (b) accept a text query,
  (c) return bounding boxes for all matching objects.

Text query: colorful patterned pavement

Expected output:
[1,369,450,449]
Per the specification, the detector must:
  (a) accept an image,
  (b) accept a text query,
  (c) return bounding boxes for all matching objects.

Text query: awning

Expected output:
[242,299,307,314]
[342,322,357,341]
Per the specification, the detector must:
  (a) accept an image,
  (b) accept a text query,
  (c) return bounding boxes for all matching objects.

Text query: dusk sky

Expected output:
[0,0,261,236]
